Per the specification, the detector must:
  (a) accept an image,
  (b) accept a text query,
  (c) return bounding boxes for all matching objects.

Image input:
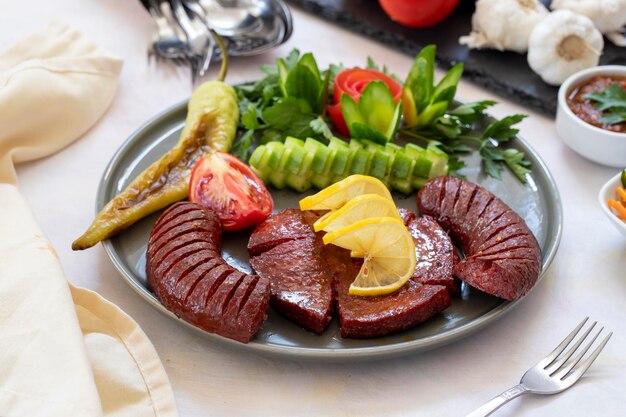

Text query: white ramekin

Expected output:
[598,172,626,238]
[556,66,626,168]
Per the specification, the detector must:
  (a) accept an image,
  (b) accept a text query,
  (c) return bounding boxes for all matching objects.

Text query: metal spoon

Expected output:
[199,0,263,37]
[140,0,292,58]
[192,0,292,56]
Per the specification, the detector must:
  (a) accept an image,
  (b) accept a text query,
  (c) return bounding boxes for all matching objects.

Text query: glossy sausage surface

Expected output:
[146,202,269,343]
[417,177,541,301]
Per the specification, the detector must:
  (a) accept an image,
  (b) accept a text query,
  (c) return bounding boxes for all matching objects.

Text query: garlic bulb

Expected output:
[551,0,626,46]
[459,0,549,53]
[527,10,604,85]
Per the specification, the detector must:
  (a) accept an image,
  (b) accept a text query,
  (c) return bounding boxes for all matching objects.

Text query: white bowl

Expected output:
[556,65,626,168]
[598,172,626,238]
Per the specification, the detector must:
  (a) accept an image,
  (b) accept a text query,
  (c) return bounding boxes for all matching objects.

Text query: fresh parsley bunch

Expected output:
[232,50,333,161]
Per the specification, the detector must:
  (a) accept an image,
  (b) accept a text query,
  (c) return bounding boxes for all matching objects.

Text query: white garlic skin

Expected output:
[527,10,604,85]
[551,0,626,34]
[460,0,550,53]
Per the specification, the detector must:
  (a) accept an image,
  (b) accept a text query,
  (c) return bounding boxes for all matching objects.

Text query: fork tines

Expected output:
[540,317,613,381]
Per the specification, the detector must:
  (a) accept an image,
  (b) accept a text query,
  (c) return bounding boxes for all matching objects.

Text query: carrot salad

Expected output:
[608,186,626,221]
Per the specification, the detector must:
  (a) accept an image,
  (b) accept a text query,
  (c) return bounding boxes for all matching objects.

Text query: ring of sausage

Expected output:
[146,202,270,343]
[417,176,542,301]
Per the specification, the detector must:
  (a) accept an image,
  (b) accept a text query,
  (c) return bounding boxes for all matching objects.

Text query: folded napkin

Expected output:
[0,20,122,184]
[0,22,178,417]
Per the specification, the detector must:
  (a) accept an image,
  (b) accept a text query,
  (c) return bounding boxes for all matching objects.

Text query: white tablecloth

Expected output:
[3,0,625,415]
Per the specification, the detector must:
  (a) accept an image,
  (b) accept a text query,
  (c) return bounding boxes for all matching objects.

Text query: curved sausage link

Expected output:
[417,177,541,301]
[146,202,269,343]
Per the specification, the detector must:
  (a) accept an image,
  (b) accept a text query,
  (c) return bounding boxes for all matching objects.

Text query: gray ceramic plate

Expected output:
[99,100,562,362]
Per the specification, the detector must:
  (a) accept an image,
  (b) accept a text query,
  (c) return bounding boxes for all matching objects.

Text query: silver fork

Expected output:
[170,0,215,85]
[146,0,191,65]
[467,317,612,417]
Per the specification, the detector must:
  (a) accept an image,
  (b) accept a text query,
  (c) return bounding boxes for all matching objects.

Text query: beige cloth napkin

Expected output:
[0,22,178,417]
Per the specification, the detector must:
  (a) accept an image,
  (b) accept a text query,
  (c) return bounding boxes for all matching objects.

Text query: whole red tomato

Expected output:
[379,0,461,28]
[189,151,274,231]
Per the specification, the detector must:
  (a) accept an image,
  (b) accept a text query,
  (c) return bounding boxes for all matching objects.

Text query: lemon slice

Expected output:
[299,175,392,211]
[323,217,416,296]
[314,194,401,232]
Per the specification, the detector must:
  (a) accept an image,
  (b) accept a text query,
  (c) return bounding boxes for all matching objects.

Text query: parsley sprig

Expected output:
[232,49,332,160]
[584,83,626,125]
[401,103,531,183]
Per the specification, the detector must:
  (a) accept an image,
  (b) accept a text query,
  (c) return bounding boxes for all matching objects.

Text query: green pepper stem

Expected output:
[212,30,228,82]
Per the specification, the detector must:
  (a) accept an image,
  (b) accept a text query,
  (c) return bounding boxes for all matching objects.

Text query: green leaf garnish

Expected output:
[403,109,530,183]
[584,83,626,126]
[447,156,467,178]
[230,130,255,162]
[480,144,505,180]
[261,97,318,139]
[261,49,300,75]
[241,103,263,130]
[503,149,532,182]
[449,100,497,124]
[278,52,326,114]
[482,115,527,142]
[310,116,334,140]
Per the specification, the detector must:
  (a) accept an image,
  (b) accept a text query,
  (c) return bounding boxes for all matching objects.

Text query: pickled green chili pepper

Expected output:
[73,34,238,250]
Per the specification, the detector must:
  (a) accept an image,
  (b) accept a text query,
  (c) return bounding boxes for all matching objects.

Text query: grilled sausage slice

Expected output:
[406,215,461,294]
[250,237,334,334]
[417,177,541,301]
[146,202,270,343]
[249,209,452,337]
[249,210,334,334]
[247,208,316,256]
[325,242,451,339]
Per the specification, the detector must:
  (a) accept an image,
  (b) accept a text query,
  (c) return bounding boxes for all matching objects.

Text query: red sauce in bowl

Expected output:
[567,75,626,134]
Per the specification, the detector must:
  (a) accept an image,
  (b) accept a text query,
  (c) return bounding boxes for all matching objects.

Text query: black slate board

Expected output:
[286,0,626,115]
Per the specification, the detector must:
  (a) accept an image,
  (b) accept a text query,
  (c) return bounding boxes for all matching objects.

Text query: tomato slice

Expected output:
[328,68,403,137]
[333,69,403,105]
[189,151,274,231]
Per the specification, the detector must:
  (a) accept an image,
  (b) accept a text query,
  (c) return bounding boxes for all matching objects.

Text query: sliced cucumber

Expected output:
[390,177,413,194]
[267,141,284,170]
[311,145,331,174]
[286,144,306,175]
[369,150,390,180]
[311,173,333,189]
[390,150,413,180]
[330,146,351,176]
[286,173,311,192]
[426,144,449,178]
[268,146,292,189]
[248,136,450,193]
[413,155,432,179]
[350,149,372,175]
